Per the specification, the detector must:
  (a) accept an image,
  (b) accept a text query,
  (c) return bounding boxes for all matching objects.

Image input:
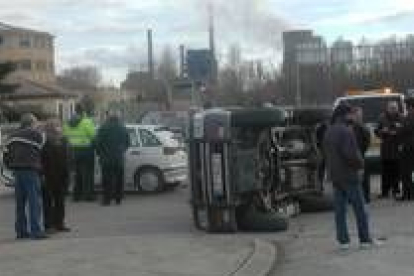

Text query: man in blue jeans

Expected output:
[324,104,376,250]
[5,113,47,240]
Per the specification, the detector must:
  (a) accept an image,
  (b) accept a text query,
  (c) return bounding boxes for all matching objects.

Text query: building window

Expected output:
[20,36,31,48]
[49,61,54,72]
[18,59,32,70]
[36,60,47,71]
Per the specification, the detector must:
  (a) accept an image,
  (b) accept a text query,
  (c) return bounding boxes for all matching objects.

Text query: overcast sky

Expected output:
[1,0,413,85]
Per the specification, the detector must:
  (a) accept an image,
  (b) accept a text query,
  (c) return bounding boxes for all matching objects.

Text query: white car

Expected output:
[95,124,188,193]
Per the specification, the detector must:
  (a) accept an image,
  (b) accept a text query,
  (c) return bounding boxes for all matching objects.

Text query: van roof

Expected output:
[336,93,404,101]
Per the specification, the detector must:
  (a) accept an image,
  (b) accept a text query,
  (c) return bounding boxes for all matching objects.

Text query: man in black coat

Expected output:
[375,101,403,199]
[397,99,414,200]
[41,118,71,232]
[350,107,371,202]
[95,112,130,205]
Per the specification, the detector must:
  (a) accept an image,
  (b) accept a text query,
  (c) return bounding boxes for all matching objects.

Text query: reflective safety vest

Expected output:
[63,116,96,147]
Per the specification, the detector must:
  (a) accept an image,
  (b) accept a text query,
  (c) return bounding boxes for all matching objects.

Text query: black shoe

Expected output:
[115,199,121,205]
[101,201,110,206]
[16,234,29,240]
[32,234,49,240]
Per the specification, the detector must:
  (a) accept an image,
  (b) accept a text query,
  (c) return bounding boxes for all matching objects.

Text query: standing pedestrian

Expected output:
[375,101,402,199]
[5,113,47,240]
[63,104,96,202]
[95,111,130,206]
[324,104,374,249]
[41,118,71,233]
[397,99,414,201]
[350,107,371,203]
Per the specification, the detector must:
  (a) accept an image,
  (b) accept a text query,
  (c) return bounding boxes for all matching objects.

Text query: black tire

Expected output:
[237,207,289,232]
[134,167,165,193]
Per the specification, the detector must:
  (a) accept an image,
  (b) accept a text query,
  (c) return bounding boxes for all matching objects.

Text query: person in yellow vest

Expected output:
[63,104,96,202]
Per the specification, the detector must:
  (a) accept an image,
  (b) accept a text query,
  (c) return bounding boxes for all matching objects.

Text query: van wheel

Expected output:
[135,167,164,193]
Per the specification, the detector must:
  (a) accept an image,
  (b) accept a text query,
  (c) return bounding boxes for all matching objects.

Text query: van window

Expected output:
[139,129,162,147]
[127,128,140,147]
[337,96,404,123]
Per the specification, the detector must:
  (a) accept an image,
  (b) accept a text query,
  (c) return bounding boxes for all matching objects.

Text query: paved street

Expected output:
[0,185,275,276]
[2,180,414,276]
[275,187,414,276]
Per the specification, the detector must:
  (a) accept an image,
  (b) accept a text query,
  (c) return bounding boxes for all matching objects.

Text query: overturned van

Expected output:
[188,107,332,233]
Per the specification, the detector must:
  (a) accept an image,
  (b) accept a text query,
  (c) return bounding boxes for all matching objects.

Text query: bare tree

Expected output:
[57,66,102,91]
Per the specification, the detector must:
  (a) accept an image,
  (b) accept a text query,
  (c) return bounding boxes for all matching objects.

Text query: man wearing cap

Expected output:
[5,113,47,240]
[324,104,374,249]
[397,99,414,200]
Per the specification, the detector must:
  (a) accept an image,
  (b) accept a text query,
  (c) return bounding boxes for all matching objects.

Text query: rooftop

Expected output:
[0,78,77,101]
[0,22,52,37]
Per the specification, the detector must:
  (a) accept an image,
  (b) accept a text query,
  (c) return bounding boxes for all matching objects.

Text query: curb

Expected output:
[230,239,278,276]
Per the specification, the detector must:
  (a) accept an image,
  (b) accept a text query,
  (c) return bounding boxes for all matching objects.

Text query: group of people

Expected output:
[4,105,130,240]
[376,101,414,201]
[322,98,414,249]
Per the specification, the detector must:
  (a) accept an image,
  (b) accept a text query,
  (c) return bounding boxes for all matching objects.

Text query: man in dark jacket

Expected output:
[5,113,47,240]
[397,99,414,200]
[95,112,130,205]
[42,118,71,233]
[324,104,373,249]
[351,107,372,203]
[375,101,402,199]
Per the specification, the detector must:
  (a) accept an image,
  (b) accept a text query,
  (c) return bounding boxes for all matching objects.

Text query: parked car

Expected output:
[95,124,188,193]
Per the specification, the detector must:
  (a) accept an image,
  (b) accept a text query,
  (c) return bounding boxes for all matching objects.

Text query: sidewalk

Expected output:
[278,199,414,276]
[0,235,276,276]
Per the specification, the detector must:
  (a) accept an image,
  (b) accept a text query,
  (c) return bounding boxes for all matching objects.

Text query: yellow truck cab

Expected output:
[333,88,406,174]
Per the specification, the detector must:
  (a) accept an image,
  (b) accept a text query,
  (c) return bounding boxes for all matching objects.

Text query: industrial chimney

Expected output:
[179,44,185,78]
[208,4,217,83]
[147,29,154,80]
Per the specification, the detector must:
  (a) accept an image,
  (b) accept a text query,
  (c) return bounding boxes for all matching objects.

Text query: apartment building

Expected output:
[0,22,55,84]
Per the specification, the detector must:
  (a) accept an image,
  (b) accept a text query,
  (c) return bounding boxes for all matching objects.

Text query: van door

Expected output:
[125,127,143,190]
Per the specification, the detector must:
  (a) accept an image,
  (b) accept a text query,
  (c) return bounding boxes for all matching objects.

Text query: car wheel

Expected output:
[135,167,164,193]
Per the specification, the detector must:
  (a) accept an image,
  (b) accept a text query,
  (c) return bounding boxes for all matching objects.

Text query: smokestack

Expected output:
[208,4,217,83]
[179,44,186,78]
[147,29,154,79]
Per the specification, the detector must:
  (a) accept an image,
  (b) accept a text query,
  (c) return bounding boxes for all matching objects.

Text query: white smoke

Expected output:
[195,0,291,50]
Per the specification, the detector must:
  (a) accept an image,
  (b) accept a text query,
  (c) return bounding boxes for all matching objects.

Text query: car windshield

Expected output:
[338,96,404,123]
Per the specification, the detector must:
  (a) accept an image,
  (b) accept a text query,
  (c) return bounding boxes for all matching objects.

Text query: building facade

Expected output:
[0,22,55,84]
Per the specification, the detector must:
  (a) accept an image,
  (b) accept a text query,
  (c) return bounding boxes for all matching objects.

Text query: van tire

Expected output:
[135,167,165,193]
